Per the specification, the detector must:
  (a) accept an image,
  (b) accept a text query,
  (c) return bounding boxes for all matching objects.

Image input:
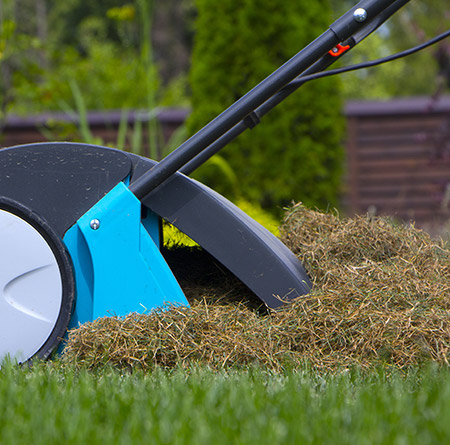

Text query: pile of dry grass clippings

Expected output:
[62,203,450,371]
[279,203,450,369]
[61,303,287,372]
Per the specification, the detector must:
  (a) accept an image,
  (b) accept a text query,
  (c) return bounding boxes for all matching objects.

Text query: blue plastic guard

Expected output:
[64,181,189,328]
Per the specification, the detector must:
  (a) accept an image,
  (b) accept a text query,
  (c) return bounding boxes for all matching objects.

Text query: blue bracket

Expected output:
[64,181,189,329]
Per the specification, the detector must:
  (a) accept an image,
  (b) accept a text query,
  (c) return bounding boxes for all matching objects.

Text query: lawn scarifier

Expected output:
[0,0,448,363]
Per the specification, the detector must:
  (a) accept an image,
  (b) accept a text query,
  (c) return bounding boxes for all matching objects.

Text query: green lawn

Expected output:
[1,363,450,444]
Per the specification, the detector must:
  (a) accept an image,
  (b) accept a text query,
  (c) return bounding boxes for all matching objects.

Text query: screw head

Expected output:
[90,219,100,230]
[353,8,368,22]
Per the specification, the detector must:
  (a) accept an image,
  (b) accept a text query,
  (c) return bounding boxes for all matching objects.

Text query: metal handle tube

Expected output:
[180,55,337,175]
[129,0,401,200]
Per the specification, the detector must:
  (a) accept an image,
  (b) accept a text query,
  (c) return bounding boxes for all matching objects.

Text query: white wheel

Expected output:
[0,198,74,363]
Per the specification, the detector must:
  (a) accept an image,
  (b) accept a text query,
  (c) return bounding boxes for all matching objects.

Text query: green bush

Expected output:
[187,0,344,214]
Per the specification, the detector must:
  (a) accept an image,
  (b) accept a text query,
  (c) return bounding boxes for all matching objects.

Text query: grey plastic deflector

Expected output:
[131,155,312,308]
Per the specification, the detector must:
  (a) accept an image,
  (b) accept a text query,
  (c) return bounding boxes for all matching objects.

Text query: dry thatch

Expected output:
[62,204,450,371]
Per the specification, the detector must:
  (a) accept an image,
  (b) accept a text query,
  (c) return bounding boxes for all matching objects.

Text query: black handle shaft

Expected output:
[179,55,338,176]
[129,0,405,200]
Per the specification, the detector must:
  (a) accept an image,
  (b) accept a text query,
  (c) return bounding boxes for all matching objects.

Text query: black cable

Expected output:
[290,29,450,86]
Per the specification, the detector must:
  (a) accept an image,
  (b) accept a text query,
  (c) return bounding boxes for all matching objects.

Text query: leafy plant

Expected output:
[0,0,42,129]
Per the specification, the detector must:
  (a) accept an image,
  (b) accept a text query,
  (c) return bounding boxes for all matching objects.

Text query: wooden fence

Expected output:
[344,96,450,233]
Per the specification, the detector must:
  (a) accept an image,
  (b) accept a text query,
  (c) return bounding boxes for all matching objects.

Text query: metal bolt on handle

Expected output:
[353,8,368,22]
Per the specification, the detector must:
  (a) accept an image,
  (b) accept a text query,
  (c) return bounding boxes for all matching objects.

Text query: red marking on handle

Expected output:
[329,43,350,57]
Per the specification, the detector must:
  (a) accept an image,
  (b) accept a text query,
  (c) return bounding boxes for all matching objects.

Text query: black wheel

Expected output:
[0,197,75,363]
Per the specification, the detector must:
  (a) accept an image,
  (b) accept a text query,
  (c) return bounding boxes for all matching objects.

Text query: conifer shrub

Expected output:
[187,0,344,213]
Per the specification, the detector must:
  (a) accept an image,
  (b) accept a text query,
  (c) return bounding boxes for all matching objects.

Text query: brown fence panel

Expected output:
[344,96,450,233]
